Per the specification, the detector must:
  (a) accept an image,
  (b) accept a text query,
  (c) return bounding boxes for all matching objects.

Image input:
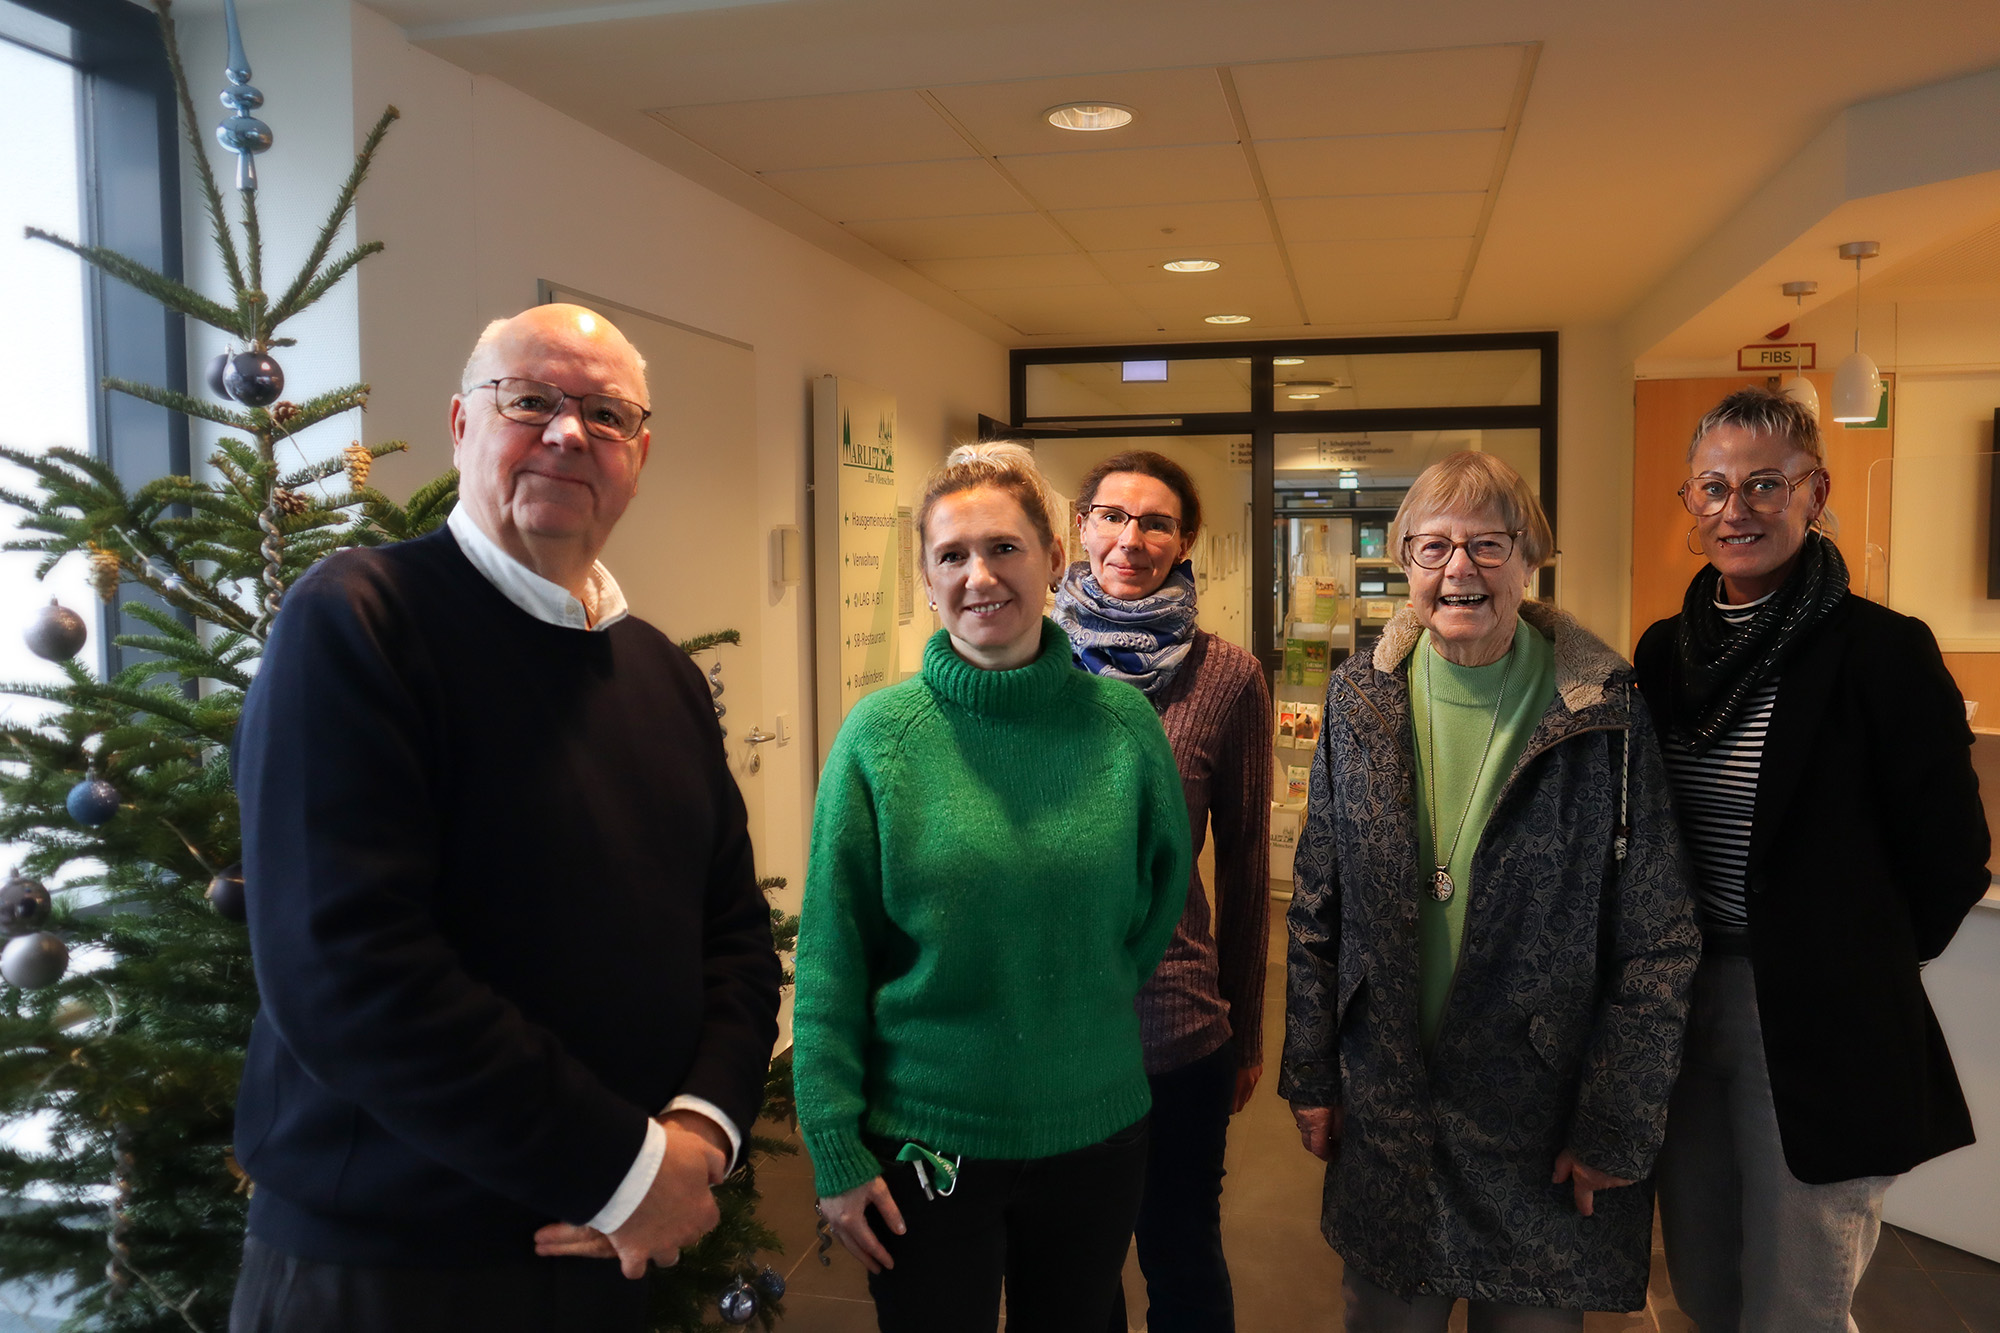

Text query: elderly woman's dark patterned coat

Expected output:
[1278,601,1699,1311]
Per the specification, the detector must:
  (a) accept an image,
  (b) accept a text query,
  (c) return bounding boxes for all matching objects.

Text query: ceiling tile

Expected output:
[1259,132,1502,198]
[1231,46,1525,139]
[1002,144,1257,212]
[842,213,1074,261]
[648,91,974,172]
[1053,200,1273,251]
[907,253,1102,289]
[1288,236,1473,279]
[1274,193,1484,243]
[953,284,1159,337]
[927,67,1237,157]
[1117,281,1301,331]
[761,159,1024,221]
[1089,243,1289,285]
[1293,269,1464,304]
[1299,295,1459,325]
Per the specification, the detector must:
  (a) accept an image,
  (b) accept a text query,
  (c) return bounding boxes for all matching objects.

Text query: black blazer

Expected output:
[1635,593,1988,1184]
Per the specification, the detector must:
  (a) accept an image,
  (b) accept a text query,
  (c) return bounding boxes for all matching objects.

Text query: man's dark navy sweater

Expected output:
[232,526,780,1266]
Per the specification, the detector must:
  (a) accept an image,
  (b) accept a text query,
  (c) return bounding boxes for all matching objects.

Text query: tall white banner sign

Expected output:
[812,376,898,766]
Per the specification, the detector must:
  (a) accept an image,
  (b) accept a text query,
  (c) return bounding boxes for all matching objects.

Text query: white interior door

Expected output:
[545,286,767,853]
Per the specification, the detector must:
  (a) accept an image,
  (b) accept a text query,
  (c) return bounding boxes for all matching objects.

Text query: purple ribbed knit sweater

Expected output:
[1139,630,1274,1074]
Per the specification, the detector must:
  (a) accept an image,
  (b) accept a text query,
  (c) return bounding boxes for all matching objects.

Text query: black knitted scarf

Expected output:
[1670,531,1848,754]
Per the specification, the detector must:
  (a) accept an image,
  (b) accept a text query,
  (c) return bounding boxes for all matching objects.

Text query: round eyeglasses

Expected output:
[1079,504,1182,540]
[1678,469,1823,518]
[1401,531,1521,570]
[477,377,651,442]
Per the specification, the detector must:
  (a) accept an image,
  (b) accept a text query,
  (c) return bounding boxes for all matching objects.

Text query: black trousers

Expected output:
[228,1235,650,1333]
[865,1117,1149,1333]
[1110,1040,1239,1333]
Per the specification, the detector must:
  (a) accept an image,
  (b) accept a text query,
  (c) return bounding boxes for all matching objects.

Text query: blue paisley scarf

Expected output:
[1053,559,1198,698]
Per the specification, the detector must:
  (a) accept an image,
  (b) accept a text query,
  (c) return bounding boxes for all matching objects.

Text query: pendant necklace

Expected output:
[1422,640,1515,904]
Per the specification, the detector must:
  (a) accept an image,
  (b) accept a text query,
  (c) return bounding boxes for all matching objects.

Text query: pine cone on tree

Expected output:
[85,543,121,603]
[344,441,373,489]
[270,400,300,426]
[271,487,309,517]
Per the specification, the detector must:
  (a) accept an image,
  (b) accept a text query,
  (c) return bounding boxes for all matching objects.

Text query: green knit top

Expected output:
[794,620,1192,1197]
[1411,618,1556,1048]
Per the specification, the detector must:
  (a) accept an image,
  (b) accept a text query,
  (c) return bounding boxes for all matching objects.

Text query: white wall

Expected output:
[1552,325,1635,650]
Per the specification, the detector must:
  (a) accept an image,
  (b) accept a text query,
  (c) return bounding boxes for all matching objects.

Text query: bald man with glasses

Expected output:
[228,305,780,1332]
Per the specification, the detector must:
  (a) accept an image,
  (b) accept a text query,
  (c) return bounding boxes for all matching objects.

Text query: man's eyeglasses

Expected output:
[1401,531,1521,570]
[1079,504,1182,540]
[475,377,651,442]
[1678,469,1823,518]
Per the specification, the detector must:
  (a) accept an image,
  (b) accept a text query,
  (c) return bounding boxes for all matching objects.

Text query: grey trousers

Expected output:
[1657,955,1893,1333]
[1341,1271,1583,1333]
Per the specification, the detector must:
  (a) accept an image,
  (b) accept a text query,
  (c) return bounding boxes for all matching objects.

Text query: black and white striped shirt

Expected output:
[1662,597,1775,935]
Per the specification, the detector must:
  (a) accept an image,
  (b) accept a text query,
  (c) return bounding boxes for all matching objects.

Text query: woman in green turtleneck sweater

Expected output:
[794,443,1189,1333]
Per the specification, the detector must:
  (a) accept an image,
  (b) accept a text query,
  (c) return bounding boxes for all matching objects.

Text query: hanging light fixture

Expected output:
[1831,242,1881,423]
[1777,281,1820,420]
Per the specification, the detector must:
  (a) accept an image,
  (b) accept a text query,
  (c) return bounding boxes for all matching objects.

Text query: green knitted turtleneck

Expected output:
[794,620,1192,1197]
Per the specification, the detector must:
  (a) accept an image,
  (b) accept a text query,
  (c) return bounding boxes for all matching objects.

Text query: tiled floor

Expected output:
[749,905,2000,1331]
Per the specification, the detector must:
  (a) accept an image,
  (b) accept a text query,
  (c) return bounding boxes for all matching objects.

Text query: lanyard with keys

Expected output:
[895,1141,962,1200]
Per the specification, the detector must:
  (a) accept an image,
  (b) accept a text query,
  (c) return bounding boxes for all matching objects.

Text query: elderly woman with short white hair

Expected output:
[1280,450,1699,1330]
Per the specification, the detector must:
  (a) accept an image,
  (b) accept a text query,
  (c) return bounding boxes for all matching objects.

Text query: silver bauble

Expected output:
[717,1280,757,1325]
[0,871,51,933]
[1,932,68,989]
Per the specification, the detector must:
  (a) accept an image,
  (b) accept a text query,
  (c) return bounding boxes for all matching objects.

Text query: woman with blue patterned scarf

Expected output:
[1053,450,1272,1333]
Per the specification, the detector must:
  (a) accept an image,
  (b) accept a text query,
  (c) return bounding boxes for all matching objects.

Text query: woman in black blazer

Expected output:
[1633,386,1989,1332]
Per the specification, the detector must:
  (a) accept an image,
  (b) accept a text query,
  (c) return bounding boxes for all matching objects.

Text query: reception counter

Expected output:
[1883,885,2000,1260]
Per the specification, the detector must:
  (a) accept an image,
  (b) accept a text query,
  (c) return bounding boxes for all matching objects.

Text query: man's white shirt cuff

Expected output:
[583,1101,743,1234]
[586,1118,665,1234]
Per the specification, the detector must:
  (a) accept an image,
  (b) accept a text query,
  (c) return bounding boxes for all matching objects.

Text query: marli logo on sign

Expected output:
[1737,343,1815,371]
[839,408,895,472]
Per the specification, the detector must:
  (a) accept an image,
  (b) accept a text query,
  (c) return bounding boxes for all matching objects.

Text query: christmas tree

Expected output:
[0,3,793,1329]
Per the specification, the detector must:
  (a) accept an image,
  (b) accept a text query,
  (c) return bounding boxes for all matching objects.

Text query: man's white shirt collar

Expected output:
[446,503,628,632]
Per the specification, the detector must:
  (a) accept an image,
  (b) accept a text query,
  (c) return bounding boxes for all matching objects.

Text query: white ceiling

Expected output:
[358,0,2000,348]
[635,46,1528,336]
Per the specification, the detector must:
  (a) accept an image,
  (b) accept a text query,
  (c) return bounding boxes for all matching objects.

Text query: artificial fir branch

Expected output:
[266,106,400,326]
[676,629,744,656]
[24,232,243,339]
[101,381,256,433]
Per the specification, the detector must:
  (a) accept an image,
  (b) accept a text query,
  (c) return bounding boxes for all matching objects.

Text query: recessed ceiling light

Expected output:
[1274,357,1305,366]
[1045,102,1135,132]
[1204,314,1251,325]
[1288,392,1321,400]
[1162,258,1220,273]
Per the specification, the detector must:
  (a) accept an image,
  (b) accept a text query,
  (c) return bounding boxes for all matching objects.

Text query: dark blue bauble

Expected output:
[0,871,51,934]
[205,351,232,399]
[223,352,284,408]
[207,863,246,922]
[24,599,86,661]
[753,1265,785,1300]
[66,776,119,827]
[717,1280,757,1325]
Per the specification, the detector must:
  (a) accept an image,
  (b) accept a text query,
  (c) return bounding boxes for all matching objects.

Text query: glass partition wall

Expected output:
[1000,333,1559,677]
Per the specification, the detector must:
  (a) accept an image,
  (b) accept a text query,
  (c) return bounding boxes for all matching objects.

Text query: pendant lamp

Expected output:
[1831,242,1881,423]
[1777,281,1820,419]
